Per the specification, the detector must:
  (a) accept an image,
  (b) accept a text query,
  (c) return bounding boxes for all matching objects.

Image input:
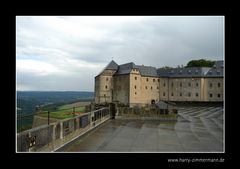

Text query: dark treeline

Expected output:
[185,59,215,68]
[161,59,216,69]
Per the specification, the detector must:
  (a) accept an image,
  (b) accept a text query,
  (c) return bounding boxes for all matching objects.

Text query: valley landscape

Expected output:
[16,91,94,132]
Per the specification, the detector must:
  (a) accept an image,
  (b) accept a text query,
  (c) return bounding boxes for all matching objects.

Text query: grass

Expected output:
[17,124,32,133]
[39,106,85,119]
[58,101,90,110]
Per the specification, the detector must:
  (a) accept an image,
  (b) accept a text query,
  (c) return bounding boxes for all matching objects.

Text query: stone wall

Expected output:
[95,70,116,103]
[129,74,160,106]
[117,106,177,121]
[160,78,202,101]
[32,115,58,128]
[17,108,110,152]
[113,74,130,104]
[203,78,224,101]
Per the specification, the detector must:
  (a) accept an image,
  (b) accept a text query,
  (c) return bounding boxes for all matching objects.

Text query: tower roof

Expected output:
[115,62,138,75]
[96,60,118,77]
[105,60,118,70]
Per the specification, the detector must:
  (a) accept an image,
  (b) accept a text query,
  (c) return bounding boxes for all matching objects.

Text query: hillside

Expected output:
[17,91,93,111]
[16,91,94,132]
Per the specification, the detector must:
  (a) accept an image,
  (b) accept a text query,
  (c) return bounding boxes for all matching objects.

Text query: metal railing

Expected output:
[17,105,88,133]
[17,107,110,152]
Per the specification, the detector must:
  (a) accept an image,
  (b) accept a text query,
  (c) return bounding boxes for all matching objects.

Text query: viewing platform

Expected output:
[59,104,224,152]
[17,103,223,152]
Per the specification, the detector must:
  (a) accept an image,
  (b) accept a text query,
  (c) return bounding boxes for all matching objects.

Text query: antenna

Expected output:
[111,56,114,60]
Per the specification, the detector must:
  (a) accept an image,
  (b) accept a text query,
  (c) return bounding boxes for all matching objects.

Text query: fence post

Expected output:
[48,111,50,125]
[60,122,63,139]
[73,107,75,117]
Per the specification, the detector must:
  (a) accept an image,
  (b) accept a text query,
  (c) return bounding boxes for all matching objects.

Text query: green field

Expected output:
[39,106,85,119]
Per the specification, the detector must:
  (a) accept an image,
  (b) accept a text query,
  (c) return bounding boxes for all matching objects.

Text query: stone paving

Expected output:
[59,104,224,152]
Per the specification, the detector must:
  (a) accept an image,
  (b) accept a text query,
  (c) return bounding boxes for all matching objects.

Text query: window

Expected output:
[171,82,174,87]
[196,83,198,87]
[158,79,160,82]
[180,82,182,87]
[134,85,137,89]
[153,79,155,82]
[163,83,166,87]
[151,86,153,90]
[218,83,221,87]
[105,85,108,89]
[145,86,147,89]
[210,83,212,88]
[157,86,159,89]
[196,93,198,97]
[135,92,137,95]
[104,94,106,97]
[188,93,191,97]
[210,93,213,98]
[188,82,191,87]
[135,77,137,80]
[163,92,165,96]
[106,78,108,81]
[171,93,174,96]
[146,78,149,82]
[180,93,182,97]
[218,94,221,98]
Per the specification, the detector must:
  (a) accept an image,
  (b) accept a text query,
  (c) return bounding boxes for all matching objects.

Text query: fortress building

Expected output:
[95,60,224,107]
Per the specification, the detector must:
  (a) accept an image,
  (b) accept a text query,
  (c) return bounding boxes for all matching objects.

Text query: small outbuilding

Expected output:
[155,101,178,115]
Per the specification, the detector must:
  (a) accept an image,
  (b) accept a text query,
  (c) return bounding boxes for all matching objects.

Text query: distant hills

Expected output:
[17,91,94,132]
[17,91,94,115]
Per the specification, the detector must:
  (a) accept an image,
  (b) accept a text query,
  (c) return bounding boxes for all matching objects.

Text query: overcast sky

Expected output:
[16,16,224,91]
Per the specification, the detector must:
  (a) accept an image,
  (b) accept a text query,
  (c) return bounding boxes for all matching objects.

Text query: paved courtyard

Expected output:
[59,104,224,152]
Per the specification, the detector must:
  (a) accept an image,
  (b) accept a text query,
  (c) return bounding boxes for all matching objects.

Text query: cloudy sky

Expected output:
[16,16,224,91]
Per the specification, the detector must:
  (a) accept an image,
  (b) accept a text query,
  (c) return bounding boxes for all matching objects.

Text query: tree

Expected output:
[162,66,174,69]
[185,59,215,68]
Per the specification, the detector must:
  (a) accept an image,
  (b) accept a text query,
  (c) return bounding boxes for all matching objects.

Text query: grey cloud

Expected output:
[16,16,224,91]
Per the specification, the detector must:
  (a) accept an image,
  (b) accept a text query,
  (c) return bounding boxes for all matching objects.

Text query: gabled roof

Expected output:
[115,63,159,77]
[157,60,224,78]
[115,62,137,75]
[136,65,158,77]
[204,60,224,77]
[96,60,118,77]
[157,67,211,77]
[98,60,224,78]
[105,60,118,70]
[213,60,224,68]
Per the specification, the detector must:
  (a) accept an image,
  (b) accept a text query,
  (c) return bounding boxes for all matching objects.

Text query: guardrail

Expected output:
[17,107,110,152]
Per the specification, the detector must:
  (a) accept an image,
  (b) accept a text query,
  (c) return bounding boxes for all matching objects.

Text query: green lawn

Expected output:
[39,106,85,119]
